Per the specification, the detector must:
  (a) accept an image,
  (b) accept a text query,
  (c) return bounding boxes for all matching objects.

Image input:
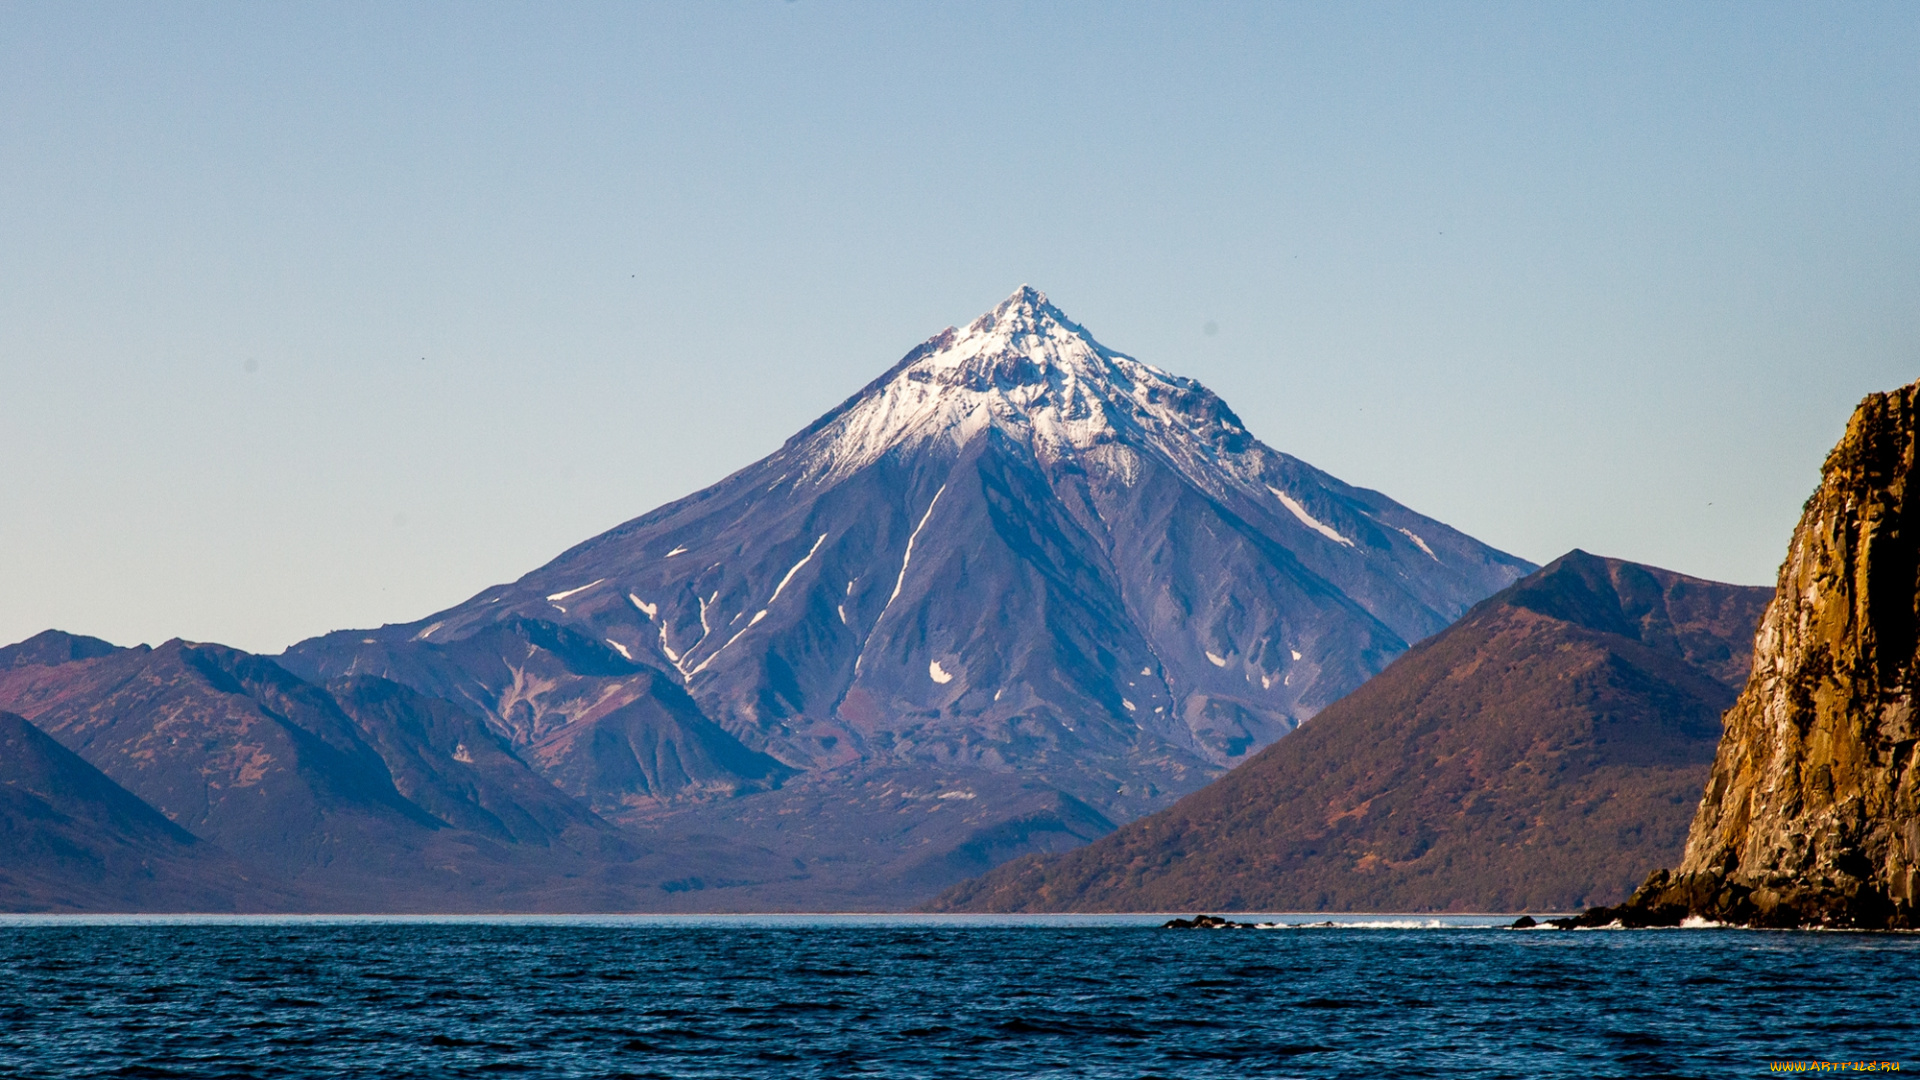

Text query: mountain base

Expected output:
[1547,868,1919,930]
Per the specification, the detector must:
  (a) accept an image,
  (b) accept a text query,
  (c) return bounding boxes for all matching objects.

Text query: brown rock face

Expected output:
[1608,382,1920,929]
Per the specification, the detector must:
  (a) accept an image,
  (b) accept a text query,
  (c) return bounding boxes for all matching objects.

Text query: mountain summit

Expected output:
[787,285,1272,494]
[282,288,1534,906]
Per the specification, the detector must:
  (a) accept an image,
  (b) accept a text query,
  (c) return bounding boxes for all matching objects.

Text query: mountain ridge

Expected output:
[0,708,291,912]
[930,550,1772,913]
[0,631,806,911]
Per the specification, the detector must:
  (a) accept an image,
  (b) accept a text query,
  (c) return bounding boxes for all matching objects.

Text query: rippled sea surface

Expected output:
[1,914,1914,1078]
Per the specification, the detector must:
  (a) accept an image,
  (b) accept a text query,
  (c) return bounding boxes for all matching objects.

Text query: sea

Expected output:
[0,914,1912,1079]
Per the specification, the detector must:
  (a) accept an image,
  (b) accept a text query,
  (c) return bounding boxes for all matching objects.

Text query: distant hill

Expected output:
[930,551,1772,914]
[0,710,285,912]
[0,631,796,911]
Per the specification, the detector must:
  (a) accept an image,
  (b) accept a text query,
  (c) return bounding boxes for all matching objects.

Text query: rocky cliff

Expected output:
[1582,381,1920,929]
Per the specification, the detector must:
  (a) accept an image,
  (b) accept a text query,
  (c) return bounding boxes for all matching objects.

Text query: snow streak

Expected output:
[1397,526,1438,560]
[885,485,946,613]
[1269,487,1355,547]
[854,485,947,676]
[769,533,828,606]
[546,579,606,603]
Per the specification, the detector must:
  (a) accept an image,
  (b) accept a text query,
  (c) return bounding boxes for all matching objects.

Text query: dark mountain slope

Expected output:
[0,711,286,912]
[0,635,796,911]
[300,622,793,820]
[323,674,617,848]
[931,551,1772,913]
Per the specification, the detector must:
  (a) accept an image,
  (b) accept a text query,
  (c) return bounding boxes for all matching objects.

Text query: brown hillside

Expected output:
[930,551,1771,913]
[0,711,288,912]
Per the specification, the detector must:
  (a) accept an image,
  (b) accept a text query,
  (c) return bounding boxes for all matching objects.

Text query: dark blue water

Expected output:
[0,915,1912,1078]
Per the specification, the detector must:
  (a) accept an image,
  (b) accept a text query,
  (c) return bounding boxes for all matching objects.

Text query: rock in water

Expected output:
[1600,381,1920,929]
[1162,914,1258,929]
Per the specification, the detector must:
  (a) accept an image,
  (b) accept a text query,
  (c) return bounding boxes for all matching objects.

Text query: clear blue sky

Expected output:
[3,2,1915,653]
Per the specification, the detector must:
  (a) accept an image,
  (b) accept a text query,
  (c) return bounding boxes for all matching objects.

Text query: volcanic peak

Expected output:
[792,286,1257,496]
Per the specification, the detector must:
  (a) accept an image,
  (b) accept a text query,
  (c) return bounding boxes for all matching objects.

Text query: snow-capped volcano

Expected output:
[794,286,1255,494]
[282,287,1534,907]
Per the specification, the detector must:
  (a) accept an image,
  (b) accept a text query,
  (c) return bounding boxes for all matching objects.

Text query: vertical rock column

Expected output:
[1646,381,1920,928]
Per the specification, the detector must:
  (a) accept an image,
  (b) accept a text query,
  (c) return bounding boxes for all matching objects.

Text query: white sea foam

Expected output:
[1261,918,1463,930]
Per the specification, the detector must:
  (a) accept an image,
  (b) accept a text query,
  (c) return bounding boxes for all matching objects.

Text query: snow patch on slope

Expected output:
[769,533,828,606]
[1397,526,1438,560]
[885,486,946,613]
[1269,487,1354,547]
[546,579,606,603]
[855,485,947,677]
